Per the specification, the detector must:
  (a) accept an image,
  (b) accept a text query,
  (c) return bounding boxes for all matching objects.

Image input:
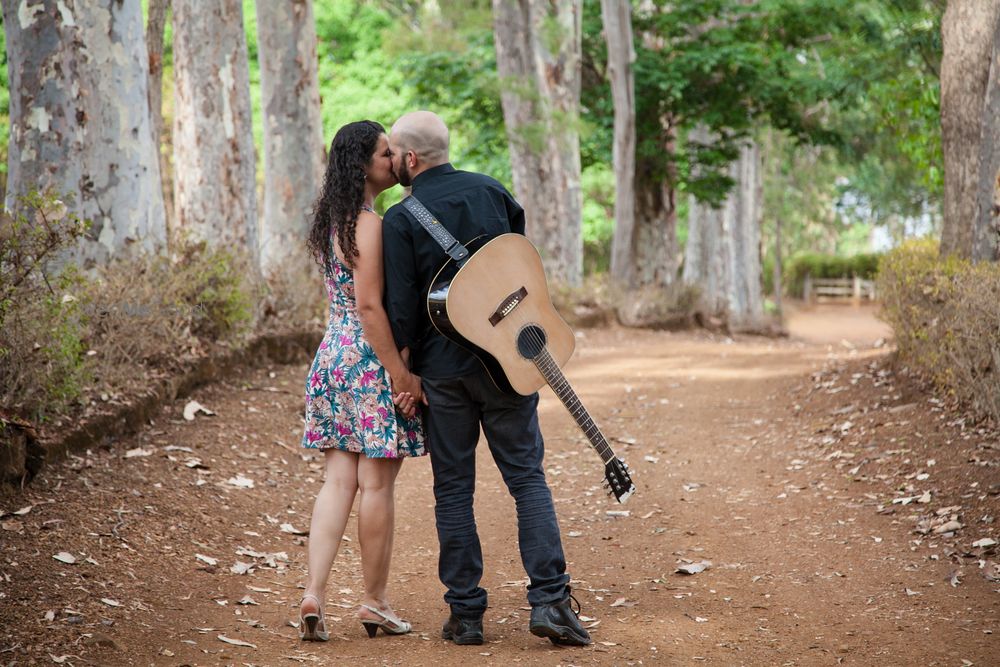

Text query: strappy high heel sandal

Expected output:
[299,594,330,642]
[359,603,412,638]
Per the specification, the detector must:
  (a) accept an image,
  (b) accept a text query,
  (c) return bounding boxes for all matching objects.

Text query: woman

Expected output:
[299,120,425,642]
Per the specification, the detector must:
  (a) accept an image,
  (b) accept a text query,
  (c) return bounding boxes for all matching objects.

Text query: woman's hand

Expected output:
[392,370,426,419]
[393,390,418,419]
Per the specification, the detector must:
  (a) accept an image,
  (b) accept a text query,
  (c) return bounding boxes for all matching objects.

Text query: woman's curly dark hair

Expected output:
[308,120,385,272]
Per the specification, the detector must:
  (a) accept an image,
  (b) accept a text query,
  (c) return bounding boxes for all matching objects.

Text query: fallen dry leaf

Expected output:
[124,447,154,458]
[195,554,218,566]
[231,561,254,575]
[676,560,712,575]
[183,400,216,421]
[610,597,637,607]
[226,475,254,489]
[217,634,256,649]
[280,523,308,536]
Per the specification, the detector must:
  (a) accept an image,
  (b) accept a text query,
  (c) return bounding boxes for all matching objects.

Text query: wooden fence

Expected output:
[802,275,877,304]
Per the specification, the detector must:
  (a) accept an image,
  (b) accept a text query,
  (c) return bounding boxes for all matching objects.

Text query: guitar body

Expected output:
[427,234,575,396]
[426,232,635,503]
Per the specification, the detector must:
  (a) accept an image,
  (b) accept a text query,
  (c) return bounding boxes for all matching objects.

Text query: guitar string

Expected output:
[505,296,623,470]
[509,306,607,459]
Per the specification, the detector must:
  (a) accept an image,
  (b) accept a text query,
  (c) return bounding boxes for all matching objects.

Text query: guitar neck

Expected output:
[533,349,616,464]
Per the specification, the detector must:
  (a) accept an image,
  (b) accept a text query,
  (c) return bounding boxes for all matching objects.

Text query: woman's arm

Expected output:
[353,210,424,406]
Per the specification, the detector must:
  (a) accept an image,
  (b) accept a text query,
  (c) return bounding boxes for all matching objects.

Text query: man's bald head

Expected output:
[390,111,450,170]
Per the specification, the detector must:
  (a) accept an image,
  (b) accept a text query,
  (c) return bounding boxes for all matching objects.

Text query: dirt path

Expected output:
[2,305,998,666]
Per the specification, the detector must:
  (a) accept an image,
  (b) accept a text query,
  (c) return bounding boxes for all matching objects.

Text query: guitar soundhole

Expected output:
[516,325,547,360]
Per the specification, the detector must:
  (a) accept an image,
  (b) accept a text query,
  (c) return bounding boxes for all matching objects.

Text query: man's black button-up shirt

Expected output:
[381,163,525,379]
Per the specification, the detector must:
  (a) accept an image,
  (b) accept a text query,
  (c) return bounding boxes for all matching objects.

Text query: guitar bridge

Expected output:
[488,286,528,327]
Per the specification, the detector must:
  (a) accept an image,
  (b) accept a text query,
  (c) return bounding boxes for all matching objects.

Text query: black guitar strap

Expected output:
[402,196,471,266]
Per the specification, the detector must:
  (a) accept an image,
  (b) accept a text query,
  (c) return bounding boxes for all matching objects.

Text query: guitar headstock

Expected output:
[603,456,635,503]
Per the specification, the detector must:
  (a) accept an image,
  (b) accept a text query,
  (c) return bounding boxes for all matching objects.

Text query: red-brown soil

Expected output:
[2,304,997,666]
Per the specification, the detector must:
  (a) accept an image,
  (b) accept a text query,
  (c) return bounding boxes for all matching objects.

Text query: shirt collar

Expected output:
[412,163,455,189]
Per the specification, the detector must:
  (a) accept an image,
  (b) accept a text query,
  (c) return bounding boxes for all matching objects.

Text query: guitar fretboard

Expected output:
[533,348,615,464]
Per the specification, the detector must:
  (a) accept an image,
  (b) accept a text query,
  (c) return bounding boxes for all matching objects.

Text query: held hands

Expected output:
[392,371,427,420]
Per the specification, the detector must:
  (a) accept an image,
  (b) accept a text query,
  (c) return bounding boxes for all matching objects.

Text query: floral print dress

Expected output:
[301,228,426,458]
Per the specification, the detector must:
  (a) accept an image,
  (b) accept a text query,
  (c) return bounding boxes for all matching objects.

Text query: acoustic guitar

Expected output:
[426,233,636,503]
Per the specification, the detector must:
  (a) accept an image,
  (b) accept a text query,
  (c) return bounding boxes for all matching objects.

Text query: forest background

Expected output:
[0,0,946,274]
[2,0,999,482]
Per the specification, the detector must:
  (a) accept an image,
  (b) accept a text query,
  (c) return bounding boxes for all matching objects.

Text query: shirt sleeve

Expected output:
[503,188,526,236]
[381,208,421,350]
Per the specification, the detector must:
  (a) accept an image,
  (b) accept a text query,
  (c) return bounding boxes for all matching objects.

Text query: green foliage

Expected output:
[0,191,92,421]
[878,240,1000,424]
[171,239,257,340]
[382,0,511,186]
[584,0,874,207]
[581,164,615,274]
[833,0,943,228]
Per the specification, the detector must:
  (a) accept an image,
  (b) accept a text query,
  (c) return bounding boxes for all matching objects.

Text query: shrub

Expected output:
[80,237,261,391]
[1,199,262,420]
[0,191,91,421]
[878,240,1000,424]
[550,274,616,328]
[767,252,882,297]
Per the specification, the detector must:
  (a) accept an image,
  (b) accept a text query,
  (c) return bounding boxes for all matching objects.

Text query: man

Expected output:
[380,111,591,647]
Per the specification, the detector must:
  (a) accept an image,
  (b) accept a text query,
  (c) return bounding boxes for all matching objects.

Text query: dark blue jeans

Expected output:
[423,370,570,618]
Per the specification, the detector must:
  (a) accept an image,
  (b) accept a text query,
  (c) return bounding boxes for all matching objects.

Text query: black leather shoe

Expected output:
[441,613,484,645]
[529,591,592,646]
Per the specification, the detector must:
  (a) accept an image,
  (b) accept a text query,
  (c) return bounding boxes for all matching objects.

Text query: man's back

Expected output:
[382,163,525,379]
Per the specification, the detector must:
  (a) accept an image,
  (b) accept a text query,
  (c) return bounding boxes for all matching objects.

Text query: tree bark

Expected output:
[601,0,638,289]
[254,0,325,281]
[724,141,765,330]
[147,0,173,242]
[974,11,1000,262]
[492,0,583,287]
[940,0,1000,258]
[172,0,258,263]
[630,133,680,289]
[772,214,783,316]
[683,135,765,331]
[2,0,166,268]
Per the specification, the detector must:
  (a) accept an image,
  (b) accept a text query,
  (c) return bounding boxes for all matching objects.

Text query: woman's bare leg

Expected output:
[302,450,359,614]
[356,456,403,617]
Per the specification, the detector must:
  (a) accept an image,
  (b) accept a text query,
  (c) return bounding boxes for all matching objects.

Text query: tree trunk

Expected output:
[2,0,166,268]
[974,11,1000,262]
[147,0,174,243]
[940,0,1000,258]
[773,214,783,316]
[254,0,325,281]
[601,0,637,287]
[492,0,583,287]
[724,141,765,330]
[172,0,258,263]
[683,137,765,331]
[682,207,724,312]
